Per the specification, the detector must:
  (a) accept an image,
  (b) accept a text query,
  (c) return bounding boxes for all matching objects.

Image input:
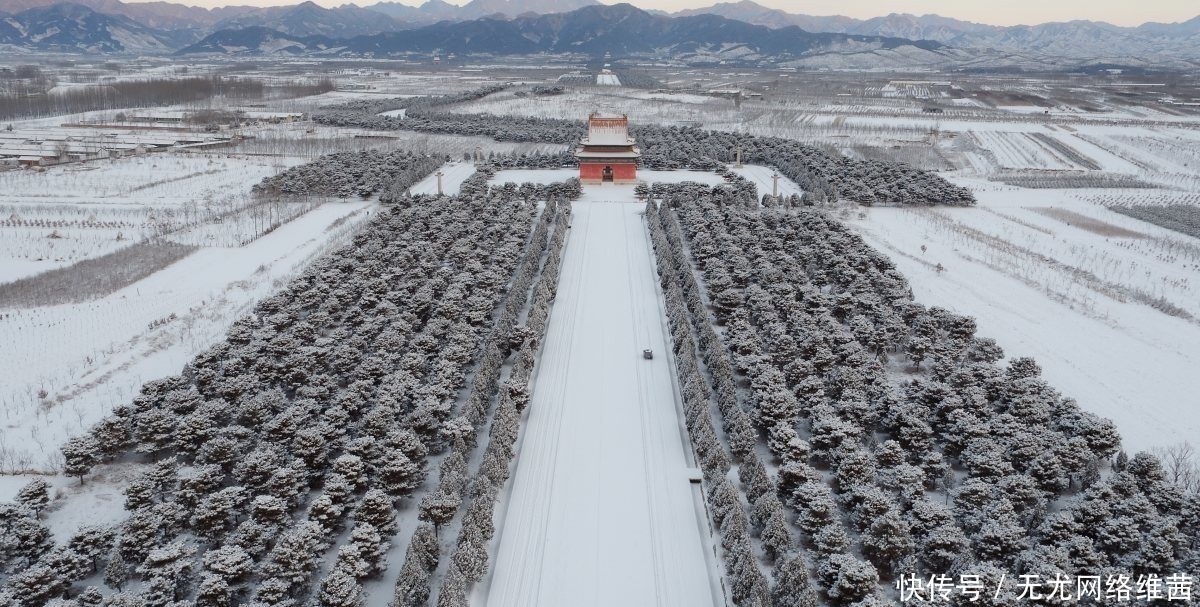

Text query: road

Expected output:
[484,195,718,607]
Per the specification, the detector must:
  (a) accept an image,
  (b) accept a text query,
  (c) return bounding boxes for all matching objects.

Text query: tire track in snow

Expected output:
[624,209,667,607]
[487,203,591,607]
[526,206,591,605]
[486,200,715,607]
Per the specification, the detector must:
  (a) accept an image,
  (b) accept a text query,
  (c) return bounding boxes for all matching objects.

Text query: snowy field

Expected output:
[849,187,1200,454]
[0,147,347,474]
[486,187,718,607]
[0,201,374,473]
[492,168,726,188]
[0,152,309,282]
[412,161,476,196]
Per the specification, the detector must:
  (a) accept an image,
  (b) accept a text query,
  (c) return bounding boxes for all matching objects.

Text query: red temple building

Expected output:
[576,112,640,184]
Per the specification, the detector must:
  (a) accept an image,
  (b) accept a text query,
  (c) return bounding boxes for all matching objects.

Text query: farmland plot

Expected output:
[0,153,308,281]
[848,186,1200,453]
[969,131,1100,171]
[0,201,374,473]
[235,123,568,159]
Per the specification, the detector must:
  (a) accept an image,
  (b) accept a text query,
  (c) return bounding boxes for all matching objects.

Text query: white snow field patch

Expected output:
[0,201,373,473]
[849,189,1200,454]
[0,463,145,541]
[410,161,477,196]
[491,168,726,188]
[732,164,804,198]
[485,190,718,607]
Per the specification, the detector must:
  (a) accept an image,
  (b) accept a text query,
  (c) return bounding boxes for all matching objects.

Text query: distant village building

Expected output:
[576,112,640,184]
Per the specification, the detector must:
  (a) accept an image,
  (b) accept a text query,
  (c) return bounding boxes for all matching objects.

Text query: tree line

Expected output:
[0,76,333,121]
[312,86,975,206]
[647,175,1198,605]
[0,160,560,606]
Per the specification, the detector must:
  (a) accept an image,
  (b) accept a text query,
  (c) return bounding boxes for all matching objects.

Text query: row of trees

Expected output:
[253,150,444,200]
[647,200,817,607]
[0,160,555,606]
[0,76,332,121]
[656,177,1200,603]
[435,197,573,607]
[311,87,975,206]
[387,176,574,607]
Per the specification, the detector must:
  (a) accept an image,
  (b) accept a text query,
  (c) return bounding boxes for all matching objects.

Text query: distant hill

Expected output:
[674,1,1200,63]
[364,0,599,24]
[177,24,339,54]
[183,3,943,63]
[0,3,185,52]
[211,1,405,37]
[673,1,859,34]
[0,0,258,31]
[0,0,1197,68]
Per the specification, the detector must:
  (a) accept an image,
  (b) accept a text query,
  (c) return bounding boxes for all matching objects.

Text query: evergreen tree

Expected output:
[377,450,423,496]
[104,548,130,590]
[203,544,253,583]
[772,553,819,607]
[61,436,100,482]
[347,523,387,578]
[418,491,460,535]
[821,554,879,606]
[357,489,397,535]
[15,478,50,517]
[263,521,325,588]
[317,567,364,607]
[66,525,115,574]
[195,574,231,607]
[5,564,65,607]
[861,509,914,576]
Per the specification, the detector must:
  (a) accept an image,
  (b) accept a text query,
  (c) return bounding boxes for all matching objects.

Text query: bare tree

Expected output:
[1152,442,1200,494]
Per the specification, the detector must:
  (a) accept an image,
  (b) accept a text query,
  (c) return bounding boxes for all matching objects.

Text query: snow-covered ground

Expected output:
[0,201,374,472]
[484,184,718,607]
[0,152,308,282]
[732,164,804,198]
[411,161,476,196]
[0,462,146,541]
[849,189,1200,454]
[491,168,726,188]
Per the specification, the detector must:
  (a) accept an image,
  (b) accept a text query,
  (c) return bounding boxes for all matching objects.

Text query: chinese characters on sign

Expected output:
[896,573,1194,602]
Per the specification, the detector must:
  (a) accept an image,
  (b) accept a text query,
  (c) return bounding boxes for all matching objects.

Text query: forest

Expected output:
[647,175,1198,605]
[311,86,975,206]
[0,154,580,606]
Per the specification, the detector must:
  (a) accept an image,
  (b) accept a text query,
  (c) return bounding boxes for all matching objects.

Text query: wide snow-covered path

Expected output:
[485,198,717,607]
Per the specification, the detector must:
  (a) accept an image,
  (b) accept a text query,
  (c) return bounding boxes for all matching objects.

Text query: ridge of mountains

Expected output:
[0,0,1197,69]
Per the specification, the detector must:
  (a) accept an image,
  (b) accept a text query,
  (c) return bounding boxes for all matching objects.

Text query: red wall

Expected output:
[580,162,637,181]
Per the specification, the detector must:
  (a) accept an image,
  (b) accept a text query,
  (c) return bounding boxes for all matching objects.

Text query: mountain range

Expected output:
[365,0,599,26]
[178,3,940,62]
[0,0,1197,69]
[680,1,1200,62]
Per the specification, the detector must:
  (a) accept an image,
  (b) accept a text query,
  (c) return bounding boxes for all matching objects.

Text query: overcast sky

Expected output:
[132,0,1199,27]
